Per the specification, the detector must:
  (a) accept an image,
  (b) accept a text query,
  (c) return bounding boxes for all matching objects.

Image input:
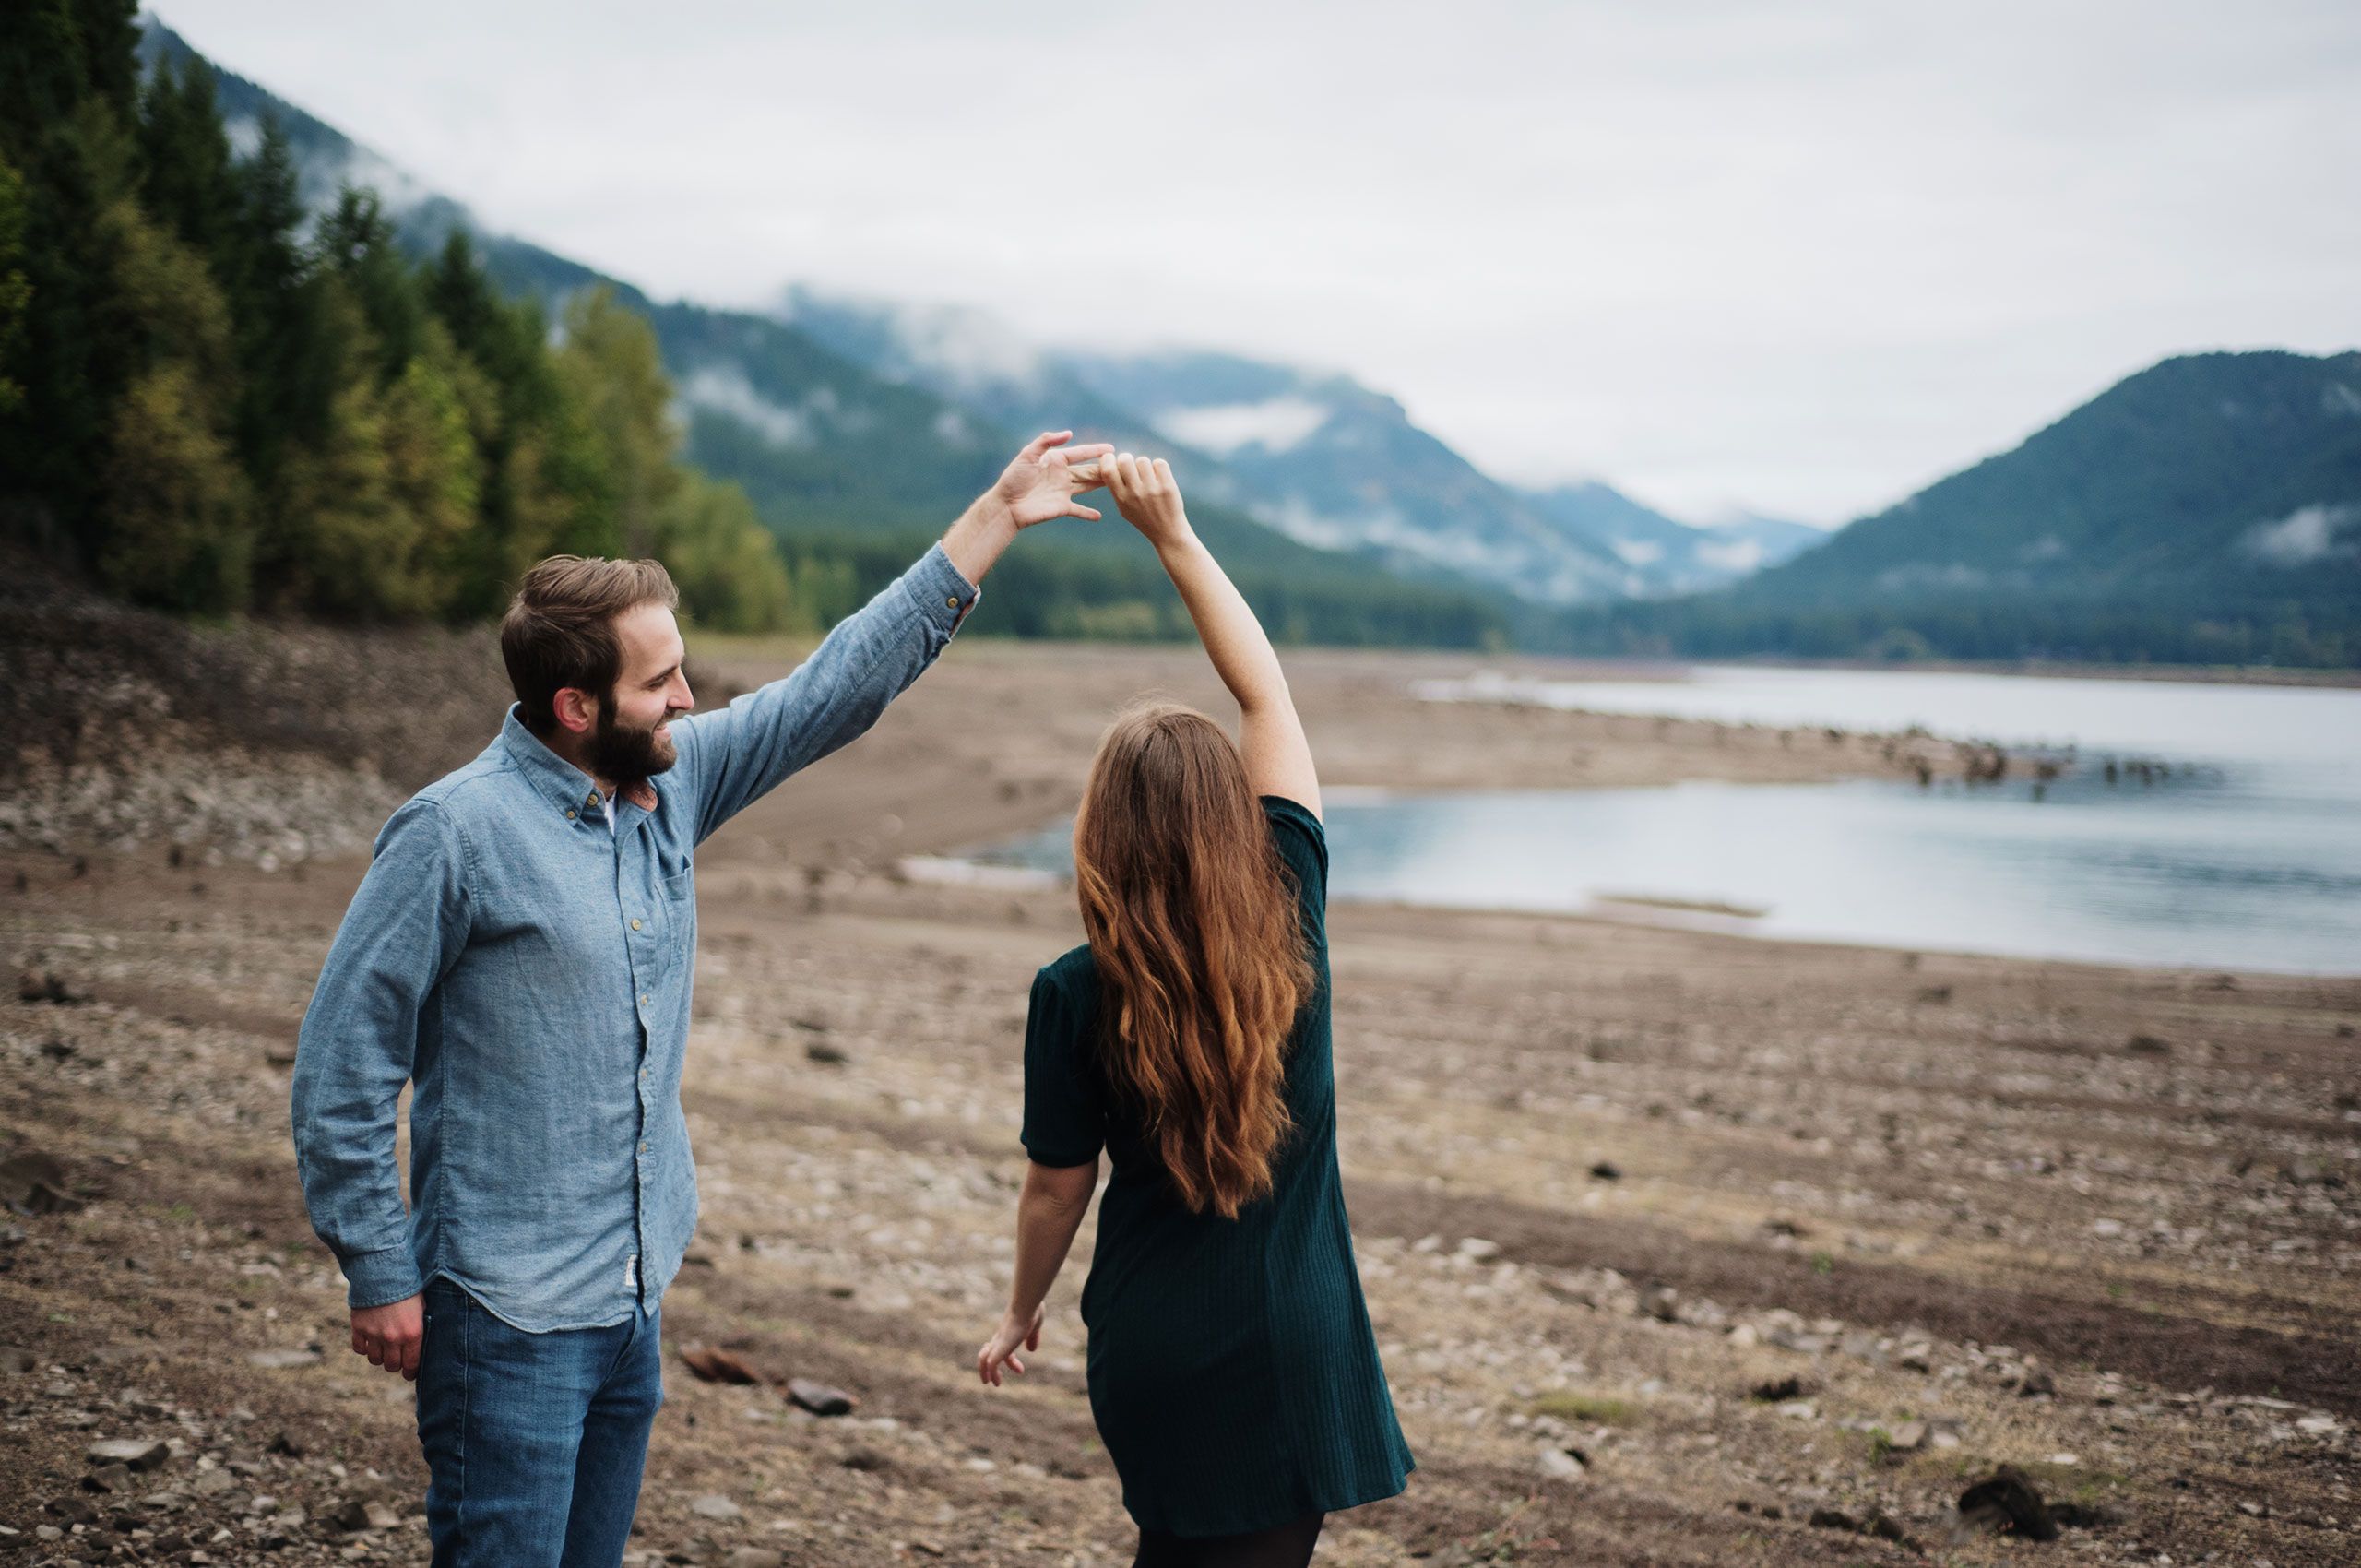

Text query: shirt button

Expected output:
[945,595,959,609]
[565,809,576,820]
[630,918,642,931]
[639,993,650,1005]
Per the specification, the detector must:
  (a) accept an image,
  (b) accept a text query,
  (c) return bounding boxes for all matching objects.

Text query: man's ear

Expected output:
[552,685,601,737]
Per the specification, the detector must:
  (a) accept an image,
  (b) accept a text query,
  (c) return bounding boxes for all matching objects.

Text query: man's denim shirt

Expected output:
[291,544,979,1332]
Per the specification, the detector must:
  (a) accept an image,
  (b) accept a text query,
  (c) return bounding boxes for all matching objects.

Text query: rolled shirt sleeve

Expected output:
[290,799,470,1309]
[672,541,980,846]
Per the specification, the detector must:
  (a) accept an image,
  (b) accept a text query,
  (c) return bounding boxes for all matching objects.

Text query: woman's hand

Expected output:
[1103,452,1192,550]
[993,431,1115,529]
[976,1302,1044,1387]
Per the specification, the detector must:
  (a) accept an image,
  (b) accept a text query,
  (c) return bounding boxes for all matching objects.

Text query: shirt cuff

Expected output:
[902,541,983,635]
[338,1244,426,1310]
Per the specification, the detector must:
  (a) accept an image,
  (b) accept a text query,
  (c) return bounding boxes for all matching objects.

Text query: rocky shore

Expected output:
[5,606,2356,1565]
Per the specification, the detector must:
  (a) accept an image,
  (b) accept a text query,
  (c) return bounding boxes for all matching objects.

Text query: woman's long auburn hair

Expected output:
[1074,701,1317,1219]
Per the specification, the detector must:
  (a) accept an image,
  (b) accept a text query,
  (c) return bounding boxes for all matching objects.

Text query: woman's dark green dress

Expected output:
[1020,794,1417,1538]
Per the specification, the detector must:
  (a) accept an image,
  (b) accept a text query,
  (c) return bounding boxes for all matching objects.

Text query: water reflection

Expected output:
[970,757,2361,976]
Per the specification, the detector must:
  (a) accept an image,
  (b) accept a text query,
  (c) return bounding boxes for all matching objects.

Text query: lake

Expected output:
[964,666,2361,977]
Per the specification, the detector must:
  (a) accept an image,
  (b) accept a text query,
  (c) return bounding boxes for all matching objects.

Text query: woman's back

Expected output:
[1020,796,1414,1538]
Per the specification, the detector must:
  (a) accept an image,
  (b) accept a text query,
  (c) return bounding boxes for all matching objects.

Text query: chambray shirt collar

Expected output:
[498,704,659,823]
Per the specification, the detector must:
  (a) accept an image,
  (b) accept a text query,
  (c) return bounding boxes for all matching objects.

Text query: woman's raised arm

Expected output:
[1102,454,1321,816]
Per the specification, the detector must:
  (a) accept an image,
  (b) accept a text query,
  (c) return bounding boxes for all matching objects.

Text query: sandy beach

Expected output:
[5,635,2357,1565]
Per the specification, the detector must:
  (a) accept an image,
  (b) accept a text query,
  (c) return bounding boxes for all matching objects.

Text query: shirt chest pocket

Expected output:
[660,866,694,963]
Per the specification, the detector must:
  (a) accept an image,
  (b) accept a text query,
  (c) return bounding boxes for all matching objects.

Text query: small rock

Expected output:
[725,1551,784,1568]
[1886,1420,1928,1452]
[678,1345,759,1385]
[2018,1366,2057,1397]
[86,1438,171,1470]
[80,1461,134,1492]
[1538,1445,1585,1480]
[18,969,90,1004]
[0,1148,83,1215]
[1957,1465,2058,1541]
[247,1348,323,1370]
[1750,1376,1808,1403]
[787,1378,857,1416]
[690,1494,741,1521]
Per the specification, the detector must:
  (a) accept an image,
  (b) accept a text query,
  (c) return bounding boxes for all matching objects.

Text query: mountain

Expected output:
[777,302,1823,606]
[1516,482,1826,596]
[138,22,1013,532]
[1562,350,2361,666]
[135,18,1509,647]
[1052,350,1641,605]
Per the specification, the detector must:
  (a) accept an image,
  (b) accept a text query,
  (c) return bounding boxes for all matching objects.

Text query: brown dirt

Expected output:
[4,631,2357,1566]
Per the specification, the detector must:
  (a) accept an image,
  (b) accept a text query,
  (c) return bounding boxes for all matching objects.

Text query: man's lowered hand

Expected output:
[351,1294,424,1381]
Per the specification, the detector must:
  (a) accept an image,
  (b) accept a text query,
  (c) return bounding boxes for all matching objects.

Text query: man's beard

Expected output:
[583,698,678,790]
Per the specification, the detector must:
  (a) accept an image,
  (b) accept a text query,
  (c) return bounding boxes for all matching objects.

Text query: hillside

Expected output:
[1560,350,2361,667]
[130,20,1502,649]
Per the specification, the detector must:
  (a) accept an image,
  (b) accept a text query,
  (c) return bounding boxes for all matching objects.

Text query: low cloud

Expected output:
[1154,398,1333,457]
[2241,503,2359,566]
[676,364,811,447]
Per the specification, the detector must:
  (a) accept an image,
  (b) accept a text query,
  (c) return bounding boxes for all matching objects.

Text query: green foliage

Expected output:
[0,156,29,415]
[1530,1391,1640,1425]
[99,357,250,612]
[8,16,1504,652]
[656,470,805,635]
[0,20,808,633]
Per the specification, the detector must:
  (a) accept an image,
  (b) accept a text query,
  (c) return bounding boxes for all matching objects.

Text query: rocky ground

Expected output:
[4,606,2357,1566]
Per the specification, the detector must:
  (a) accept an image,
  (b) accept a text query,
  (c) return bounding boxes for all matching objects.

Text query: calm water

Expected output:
[969,667,2361,976]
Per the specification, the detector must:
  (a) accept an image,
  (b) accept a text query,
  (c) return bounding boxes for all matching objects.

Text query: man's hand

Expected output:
[991,430,1115,529]
[351,1294,424,1381]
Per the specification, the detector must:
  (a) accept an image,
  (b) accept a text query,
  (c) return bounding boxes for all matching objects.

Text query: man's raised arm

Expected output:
[672,432,1109,844]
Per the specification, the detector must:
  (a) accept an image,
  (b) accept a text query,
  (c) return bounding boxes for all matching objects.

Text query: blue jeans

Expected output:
[416,1277,665,1568]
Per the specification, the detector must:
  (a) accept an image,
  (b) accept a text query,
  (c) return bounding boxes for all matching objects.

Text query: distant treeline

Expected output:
[1526,593,2357,669]
[0,0,1506,651]
[765,526,1509,647]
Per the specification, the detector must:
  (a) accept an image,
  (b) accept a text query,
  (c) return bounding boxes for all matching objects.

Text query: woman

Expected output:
[976,453,1416,1568]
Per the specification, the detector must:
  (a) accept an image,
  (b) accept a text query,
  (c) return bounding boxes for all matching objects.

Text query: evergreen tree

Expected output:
[314,185,423,379]
[136,54,236,267]
[0,157,29,416]
[552,285,679,557]
[656,471,803,635]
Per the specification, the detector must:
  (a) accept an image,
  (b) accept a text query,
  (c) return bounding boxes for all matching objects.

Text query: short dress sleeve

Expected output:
[1260,794,1328,948]
[1020,965,1105,1167]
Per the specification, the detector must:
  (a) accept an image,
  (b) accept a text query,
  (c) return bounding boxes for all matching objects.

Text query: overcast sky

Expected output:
[161,1,2361,524]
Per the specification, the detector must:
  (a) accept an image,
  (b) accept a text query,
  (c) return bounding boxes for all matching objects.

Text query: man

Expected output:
[291,432,1111,1566]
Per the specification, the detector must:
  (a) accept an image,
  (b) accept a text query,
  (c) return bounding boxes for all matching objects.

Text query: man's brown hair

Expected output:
[500,555,680,735]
